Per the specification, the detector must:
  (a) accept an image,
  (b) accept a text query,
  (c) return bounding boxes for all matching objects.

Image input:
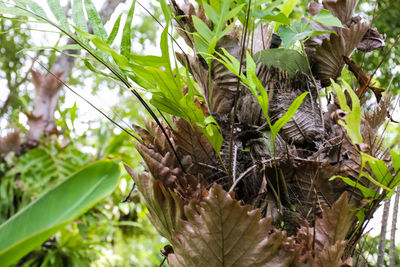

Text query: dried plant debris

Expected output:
[305,0,385,86]
[364,93,391,131]
[311,22,369,87]
[172,117,221,180]
[0,130,21,155]
[322,0,358,26]
[124,165,184,241]
[167,184,295,267]
[357,27,385,52]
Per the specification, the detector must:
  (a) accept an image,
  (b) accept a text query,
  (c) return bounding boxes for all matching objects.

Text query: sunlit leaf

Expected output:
[330,176,377,198]
[121,0,136,57]
[308,9,343,28]
[72,0,88,34]
[281,0,297,16]
[47,0,71,33]
[331,79,363,144]
[107,13,122,45]
[278,21,335,48]
[84,0,108,41]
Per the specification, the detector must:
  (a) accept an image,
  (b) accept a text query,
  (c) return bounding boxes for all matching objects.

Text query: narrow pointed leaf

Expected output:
[107,13,122,45]
[281,0,297,16]
[271,92,308,138]
[84,0,108,41]
[14,0,47,19]
[331,80,363,144]
[121,0,136,57]
[47,0,71,33]
[72,0,88,33]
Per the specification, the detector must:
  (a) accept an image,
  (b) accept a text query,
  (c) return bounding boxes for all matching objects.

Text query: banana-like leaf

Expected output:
[0,160,120,266]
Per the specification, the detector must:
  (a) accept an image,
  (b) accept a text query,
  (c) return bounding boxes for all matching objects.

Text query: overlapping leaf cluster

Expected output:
[1,0,395,265]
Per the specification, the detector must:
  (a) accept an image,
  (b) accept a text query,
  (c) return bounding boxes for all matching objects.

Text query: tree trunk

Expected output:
[390,187,399,267]
[26,0,126,143]
[378,198,391,266]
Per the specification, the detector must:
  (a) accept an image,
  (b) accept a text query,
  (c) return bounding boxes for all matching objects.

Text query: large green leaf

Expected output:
[254,49,309,77]
[278,21,335,48]
[0,159,120,266]
[307,9,343,27]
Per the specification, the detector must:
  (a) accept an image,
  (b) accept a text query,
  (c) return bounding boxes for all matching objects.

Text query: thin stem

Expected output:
[371,34,400,79]
[300,40,324,130]
[228,0,252,186]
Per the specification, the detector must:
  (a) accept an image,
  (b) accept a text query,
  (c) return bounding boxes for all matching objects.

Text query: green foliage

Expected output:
[47,0,71,33]
[193,0,244,61]
[281,0,298,17]
[329,80,399,199]
[354,0,400,94]
[0,17,31,120]
[0,1,169,266]
[331,150,400,200]
[253,49,309,77]
[83,0,107,41]
[0,159,120,266]
[215,50,308,146]
[330,79,363,145]
[306,9,343,27]
[1,0,399,265]
[0,143,89,222]
[355,234,400,266]
[121,0,136,57]
[4,0,224,154]
[278,20,336,49]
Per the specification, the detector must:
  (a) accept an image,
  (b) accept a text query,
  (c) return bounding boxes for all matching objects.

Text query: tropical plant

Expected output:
[0,0,399,266]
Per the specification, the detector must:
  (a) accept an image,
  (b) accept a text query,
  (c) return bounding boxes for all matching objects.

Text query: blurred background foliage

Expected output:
[0,0,399,266]
[0,1,168,266]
